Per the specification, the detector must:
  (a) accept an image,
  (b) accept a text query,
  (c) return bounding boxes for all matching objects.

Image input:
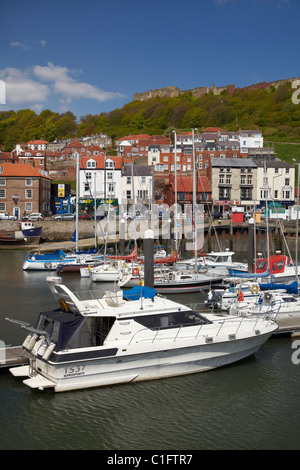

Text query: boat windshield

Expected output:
[134,310,212,329]
[206,255,230,262]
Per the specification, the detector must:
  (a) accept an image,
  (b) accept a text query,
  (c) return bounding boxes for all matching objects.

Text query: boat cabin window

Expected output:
[91,317,115,346]
[134,310,212,329]
[283,296,296,303]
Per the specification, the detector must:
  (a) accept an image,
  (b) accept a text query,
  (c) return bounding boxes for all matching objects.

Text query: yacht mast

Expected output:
[192,128,197,272]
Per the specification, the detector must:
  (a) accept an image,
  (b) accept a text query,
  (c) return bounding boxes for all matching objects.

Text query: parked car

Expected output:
[78,212,92,220]
[91,211,109,220]
[53,213,75,221]
[26,213,44,221]
[122,212,135,220]
[213,210,223,220]
[0,212,17,220]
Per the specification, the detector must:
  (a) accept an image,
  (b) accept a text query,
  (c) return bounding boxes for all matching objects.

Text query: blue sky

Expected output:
[0,0,299,120]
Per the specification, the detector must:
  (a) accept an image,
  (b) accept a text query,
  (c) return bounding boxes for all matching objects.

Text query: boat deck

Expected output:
[0,346,29,369]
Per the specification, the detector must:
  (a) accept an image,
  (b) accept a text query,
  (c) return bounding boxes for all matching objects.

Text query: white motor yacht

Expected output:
[8,276,277,392]
[229,290,300,334]
[178,250,248,276]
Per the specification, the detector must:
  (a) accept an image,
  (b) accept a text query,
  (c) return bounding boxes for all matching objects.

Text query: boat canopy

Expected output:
[123,285,156,301]
[260,280,298,295]
[36,309,84,351]
[228,268,270,279]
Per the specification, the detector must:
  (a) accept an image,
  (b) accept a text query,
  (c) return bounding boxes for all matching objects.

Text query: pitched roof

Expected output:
[203,127,225,133]
[26,139,48,144]
[80,156,123,170]
[123,164,152,176]
[0,163,51,179]
[172,175,211,193]
[211,157,257,168]
[62,140,85,151]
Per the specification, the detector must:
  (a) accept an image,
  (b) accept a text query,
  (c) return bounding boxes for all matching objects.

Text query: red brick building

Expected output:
[164,173,212,209]
[115,134,171,158]
[0,163,52,218]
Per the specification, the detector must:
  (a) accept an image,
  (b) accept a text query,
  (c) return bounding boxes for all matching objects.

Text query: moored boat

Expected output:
[0,221,42,245]
[7,276,277,392]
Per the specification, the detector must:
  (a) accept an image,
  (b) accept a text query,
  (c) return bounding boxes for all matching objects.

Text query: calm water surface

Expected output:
[0,250,299,450]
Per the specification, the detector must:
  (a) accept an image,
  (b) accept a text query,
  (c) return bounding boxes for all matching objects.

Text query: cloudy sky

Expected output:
[0,0,299,119]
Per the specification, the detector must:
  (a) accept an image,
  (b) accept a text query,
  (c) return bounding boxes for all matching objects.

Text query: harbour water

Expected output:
[0,250,300,450]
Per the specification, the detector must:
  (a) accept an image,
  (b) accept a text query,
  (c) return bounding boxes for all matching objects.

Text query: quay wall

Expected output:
[0,219,297,254]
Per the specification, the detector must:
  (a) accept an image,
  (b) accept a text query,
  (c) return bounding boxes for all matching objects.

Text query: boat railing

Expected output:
[129,314,274,345]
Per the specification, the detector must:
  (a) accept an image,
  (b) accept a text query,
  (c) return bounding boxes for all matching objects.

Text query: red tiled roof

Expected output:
[0,163,51,179]
[203,127,225,132]
[80,156,123,170]
[173,175,211,193]
[26,139,48,144]
[67,140,84,147]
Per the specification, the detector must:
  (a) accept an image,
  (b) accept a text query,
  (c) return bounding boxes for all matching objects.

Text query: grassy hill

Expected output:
[1,81,300,154]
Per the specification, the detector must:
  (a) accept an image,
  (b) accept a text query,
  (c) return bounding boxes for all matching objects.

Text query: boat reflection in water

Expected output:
[8,277,277,392]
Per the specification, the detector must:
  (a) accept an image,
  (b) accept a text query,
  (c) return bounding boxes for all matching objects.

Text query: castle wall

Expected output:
[134,77,299,102]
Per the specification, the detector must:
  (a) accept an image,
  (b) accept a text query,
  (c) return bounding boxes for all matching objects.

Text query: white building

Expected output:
[254,158,295,208]
[121,164,153,208]
[239,130,263,154]
[79,156,122,202]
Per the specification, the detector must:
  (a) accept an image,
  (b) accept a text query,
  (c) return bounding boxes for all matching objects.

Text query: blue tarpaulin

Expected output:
[228,268,270,279]
[260,280,298,295]
[123,285,156,301]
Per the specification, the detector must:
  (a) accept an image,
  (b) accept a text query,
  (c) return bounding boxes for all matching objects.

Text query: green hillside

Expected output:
[1,81,300,153]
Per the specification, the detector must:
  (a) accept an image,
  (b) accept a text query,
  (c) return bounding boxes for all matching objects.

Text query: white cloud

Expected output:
[40,40,47,47]
[0,62,124,111]
[34,63,70,83]
[10,41,31,51]
[33,62,123,103]
[0,67,49,107]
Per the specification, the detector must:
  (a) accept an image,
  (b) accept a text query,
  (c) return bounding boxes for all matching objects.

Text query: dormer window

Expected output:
[87,159,96,168]
[105,159,115,168]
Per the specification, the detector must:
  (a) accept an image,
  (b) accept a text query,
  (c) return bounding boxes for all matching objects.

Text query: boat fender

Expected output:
[32,337,46,354]
[43,342,56,360]
[59,298,69,312]
[22,333,33,349]
[251,285,258,294]
[37,339,48,357]
[26,333,39,351]
[238,291,244,301]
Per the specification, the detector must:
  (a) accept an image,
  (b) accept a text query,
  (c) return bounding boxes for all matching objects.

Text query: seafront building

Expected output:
[0,128,297,218]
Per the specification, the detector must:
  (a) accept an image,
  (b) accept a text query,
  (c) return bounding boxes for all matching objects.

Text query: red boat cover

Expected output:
[255,254,292,274]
